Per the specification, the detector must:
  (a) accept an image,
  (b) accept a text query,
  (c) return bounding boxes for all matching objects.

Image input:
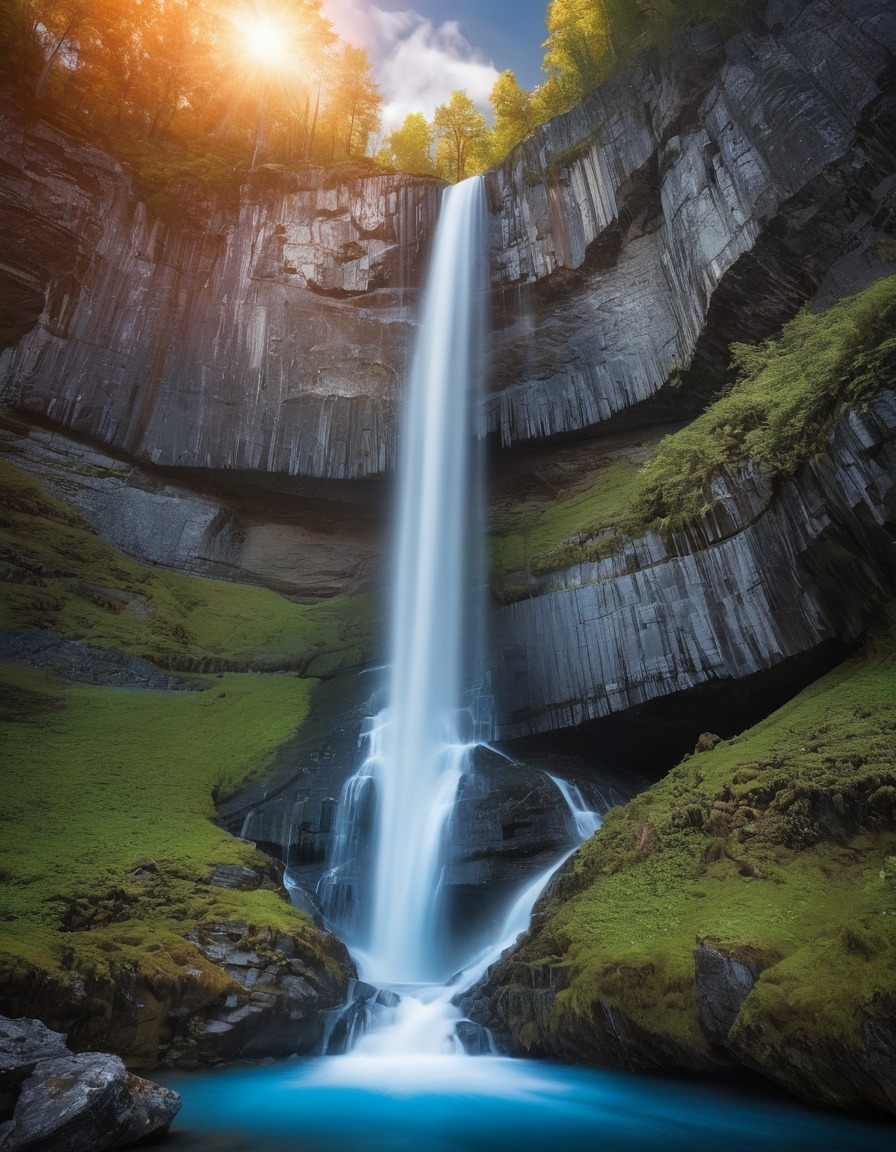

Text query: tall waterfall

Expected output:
[320,177,488,984]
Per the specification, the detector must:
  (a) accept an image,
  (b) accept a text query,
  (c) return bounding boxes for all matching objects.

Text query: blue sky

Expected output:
[322,0,548,132]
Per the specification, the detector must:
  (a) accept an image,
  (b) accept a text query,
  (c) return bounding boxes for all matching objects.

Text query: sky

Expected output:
[321,0,548,133]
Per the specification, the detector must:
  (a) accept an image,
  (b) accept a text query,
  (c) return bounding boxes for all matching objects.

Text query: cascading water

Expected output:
[316,176,602,1056]
[320,176,488,986]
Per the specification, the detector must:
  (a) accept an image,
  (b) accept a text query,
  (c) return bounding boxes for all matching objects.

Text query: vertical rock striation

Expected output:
[483,0,896,444]
[0,105,442,480]
[491,393,896,739]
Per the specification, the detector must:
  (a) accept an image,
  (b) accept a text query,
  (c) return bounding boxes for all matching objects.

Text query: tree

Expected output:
[433,90,488,183]
[541,0,613,108]
[380,112,434,175]
[489,70,533,160]
[327,44,381,159]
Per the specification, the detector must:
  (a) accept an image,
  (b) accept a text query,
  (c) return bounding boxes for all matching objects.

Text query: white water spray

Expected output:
[316,178,607,1061]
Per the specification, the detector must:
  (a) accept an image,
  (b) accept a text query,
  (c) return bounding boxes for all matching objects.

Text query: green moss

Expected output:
[489,277,896,600]
[0,457,376,673]
[502,614,896,1050]
[0,663,323,978]
[635,275,896,528]
[489,455,646,600]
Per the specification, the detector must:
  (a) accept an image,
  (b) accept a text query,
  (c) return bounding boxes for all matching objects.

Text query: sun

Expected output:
[244,17,287,66]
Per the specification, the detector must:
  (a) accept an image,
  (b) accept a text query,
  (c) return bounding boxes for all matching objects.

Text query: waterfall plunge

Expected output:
[321,177,488,985]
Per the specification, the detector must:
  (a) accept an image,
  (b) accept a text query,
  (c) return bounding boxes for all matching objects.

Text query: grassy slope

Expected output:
[497,619,896,1063]
[489,275,896,601]
[0,455,376,674]
[0,461,362,1051]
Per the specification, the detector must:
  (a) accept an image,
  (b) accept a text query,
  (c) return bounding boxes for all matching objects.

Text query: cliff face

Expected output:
[1,1,894,485]
[491,392,896,739]
[484,0,896,444]
[0,110,441,481]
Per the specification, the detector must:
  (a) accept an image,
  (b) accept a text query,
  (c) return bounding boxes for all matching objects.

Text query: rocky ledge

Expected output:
[484,0,896,445]
[0,1016,180,1152]
[491,391,896,739]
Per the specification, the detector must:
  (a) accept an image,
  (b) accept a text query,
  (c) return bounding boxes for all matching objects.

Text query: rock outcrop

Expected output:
[491,391,896,739]
[1,1,894,482]
[0,107,441,481]
[484,0,896,445]
[0,1017,180,1152]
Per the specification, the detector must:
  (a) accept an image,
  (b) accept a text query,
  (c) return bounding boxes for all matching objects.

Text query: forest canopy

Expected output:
[0,1,755,196]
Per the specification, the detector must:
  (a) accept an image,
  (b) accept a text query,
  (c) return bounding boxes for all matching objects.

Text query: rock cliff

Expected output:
[484,0,896,444]
[490,392,896,739]
[0,110,441,481]
[1,0,894,484]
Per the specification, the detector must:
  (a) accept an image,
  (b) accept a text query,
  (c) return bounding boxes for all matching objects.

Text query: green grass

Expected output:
[489,453,652,603]
[488,276,896,600]
[0,665,317,967]
[0,457,377,674]
[496,613,896,1055]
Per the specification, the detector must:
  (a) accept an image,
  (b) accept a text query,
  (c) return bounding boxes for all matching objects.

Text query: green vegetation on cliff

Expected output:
[0,456,376,675]
[489,275,896,600]
[488,613,896,1100]
[0,460,363,1062]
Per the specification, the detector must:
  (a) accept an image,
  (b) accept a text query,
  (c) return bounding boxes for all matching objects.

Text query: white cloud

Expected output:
[322,1,499,133]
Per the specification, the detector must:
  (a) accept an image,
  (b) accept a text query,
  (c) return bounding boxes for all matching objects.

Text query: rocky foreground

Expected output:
[0,1016,179,1151]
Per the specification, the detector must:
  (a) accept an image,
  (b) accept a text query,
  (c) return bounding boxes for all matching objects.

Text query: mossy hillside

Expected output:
[0,662,353,1061]
[494,617,896,1066]
[488,276,896,600]
[0,457,376,673]
[635,274,896,528]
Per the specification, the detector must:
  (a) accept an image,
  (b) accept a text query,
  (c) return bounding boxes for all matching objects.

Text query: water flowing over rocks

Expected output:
[0,1017,180,1152]
[491,392,896,739]
[484,0,896,445]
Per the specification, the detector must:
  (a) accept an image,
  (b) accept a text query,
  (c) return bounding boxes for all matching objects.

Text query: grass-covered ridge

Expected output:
[490,613,896,1086]
[0,457,376,675]
[488,276,896,600]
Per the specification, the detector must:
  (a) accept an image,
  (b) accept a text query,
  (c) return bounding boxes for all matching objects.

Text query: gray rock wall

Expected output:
[491,392,896,739]
[0,108,442,481]
[483,0,896,444]
[1,1,894,479]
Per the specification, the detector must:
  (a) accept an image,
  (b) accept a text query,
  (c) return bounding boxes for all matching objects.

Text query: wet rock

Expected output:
[454,1020,494,1056]
[208,864,263,890]
[184,921,353,1061]
[693,944,762,1046]
[0,1052,180,1152]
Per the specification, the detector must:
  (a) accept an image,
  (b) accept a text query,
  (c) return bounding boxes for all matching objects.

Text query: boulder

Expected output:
[0,1053,180,1152]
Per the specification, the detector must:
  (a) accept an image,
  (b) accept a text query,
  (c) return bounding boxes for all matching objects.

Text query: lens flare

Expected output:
[244,17,286,66]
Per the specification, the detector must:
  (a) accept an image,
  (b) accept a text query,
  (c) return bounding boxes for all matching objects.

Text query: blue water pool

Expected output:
[146,1054,893,1152]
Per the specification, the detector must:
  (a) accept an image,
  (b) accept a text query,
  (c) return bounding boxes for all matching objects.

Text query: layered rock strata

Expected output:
[484,0,896,445]
[1,1,894,480]
[0,107,441,481]
[491,392,896,739]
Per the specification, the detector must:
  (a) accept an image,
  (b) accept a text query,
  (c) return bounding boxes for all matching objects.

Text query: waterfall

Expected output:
[316,177,605,1053]
[321,177,487,985]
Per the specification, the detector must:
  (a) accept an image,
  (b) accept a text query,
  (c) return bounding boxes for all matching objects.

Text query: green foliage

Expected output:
[0,457,377,675]
[636,276,896,527]
[0,0,385,214]
[489,453,648,601]
[433,90,490,182]
[502,614,896,1051]
[378,112,436,177]
[488,276,896,599]
[489,70,535,159]
[0,661,321,986]
[534,0,755,122]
